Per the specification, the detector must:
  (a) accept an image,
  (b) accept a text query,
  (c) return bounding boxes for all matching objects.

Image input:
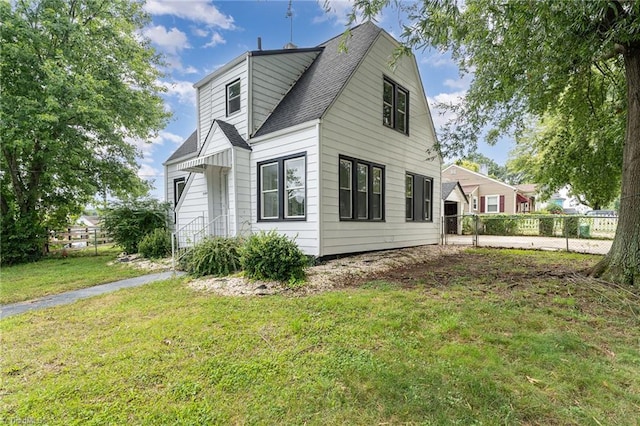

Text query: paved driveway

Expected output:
[1,271,185,319]
[444,234,612,255]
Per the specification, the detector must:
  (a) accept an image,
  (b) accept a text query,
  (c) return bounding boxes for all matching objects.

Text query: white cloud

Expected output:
[144,0,235,29]
[183,65,199,74]
[192,27,209,37]
[203,32,226,48]
[314,0,355,25]
[428,90,465,130]
[443,76,471,90]
[159,80,197,105]
[143,25,190,55]
[420,52,455,68]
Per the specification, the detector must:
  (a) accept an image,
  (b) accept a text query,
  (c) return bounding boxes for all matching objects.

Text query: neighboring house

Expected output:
[441,181,468,234]
[76,215,101,227]
[163,22,442,257]
[442,164,534,214]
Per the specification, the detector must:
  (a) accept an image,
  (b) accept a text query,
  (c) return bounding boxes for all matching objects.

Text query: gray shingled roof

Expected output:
[165,120,251,163]
[254,21,382,137]
[442,181,467,201]
[165,130,197,162]
[216,120,251,150]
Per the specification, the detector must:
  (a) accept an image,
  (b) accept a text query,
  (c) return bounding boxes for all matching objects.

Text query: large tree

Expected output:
[507,65,624,209]
[348,0,640,284]
[0,0,169,264]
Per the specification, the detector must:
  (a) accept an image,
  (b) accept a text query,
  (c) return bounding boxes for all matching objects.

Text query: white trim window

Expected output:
[486,195,499,213]
[473,196,478,211]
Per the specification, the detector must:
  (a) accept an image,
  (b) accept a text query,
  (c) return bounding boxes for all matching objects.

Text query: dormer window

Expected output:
[383,77,409,135]
[226,79,240,116]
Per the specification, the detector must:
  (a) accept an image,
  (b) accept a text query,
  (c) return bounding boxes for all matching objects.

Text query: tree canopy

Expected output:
[348,0,640,284]
[0,0,169,264]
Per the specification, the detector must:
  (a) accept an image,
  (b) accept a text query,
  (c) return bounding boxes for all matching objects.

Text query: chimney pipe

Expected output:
[257,37,262,51]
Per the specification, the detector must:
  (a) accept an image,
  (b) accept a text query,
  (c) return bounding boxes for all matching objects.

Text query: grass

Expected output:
[0,246,159,304]
[1,248,639,424]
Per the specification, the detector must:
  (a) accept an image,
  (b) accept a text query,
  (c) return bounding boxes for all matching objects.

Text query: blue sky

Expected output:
[139,0,514,200]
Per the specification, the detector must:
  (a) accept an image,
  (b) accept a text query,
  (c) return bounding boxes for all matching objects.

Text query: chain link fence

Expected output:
[442,214,616,255]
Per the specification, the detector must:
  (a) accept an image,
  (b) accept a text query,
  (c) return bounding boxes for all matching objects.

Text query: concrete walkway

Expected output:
[444,234,612,255]
[1,271,185,320]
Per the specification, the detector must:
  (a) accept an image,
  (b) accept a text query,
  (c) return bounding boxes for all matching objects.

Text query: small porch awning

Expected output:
[177,149,231,172]
[516,193,530,203]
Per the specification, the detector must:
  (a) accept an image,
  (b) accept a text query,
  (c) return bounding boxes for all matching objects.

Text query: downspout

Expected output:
[247,53,253,138]
[316,121,323,257]
[231,147,237,236]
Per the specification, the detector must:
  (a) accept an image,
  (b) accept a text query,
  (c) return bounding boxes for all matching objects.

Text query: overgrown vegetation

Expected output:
[0,1,169,266]
[180,237,242,277]
[138,228,172,259]
[1,249,638,424]
[241,231,308,285]
[102,199,169,254]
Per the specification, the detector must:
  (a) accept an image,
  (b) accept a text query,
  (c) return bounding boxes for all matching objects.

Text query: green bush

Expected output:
[563,216,579,238]
[102,199,170,253]
[481,215,519,235]
[138,228,172,259]
[539,216,556,236]
[181,237,242,277]
[241,231,307,285]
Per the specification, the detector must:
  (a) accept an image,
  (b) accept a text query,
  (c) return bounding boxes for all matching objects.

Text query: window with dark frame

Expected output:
[405,172,433,222]
[174,177,186,206]
[226,79,241,116]
[339,156,384,221]
[405,174,414,220]
[383,77,409,135]
[258,153,306,221]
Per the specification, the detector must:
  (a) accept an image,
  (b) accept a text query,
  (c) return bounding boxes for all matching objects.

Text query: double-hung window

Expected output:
[486,195,499,213]
[405,173,433,222]
[226,79,241,116]
[339,156,384,221]
[383,77,409,135]
[258,153,306,221]
[174,177,186,206]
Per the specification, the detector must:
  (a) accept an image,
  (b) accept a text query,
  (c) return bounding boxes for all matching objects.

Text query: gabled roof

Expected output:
[442,164,518,191]
[216,120,251,150]
[164,121,250,164]
[254,21,382,137]
[165,130,197,162]
[442,181,469,203]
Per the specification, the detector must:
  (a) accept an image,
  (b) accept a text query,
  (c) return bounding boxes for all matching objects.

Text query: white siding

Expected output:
[319,33,441,256]
[198,58,249,146]
[176,172,208,233]
[250,124,320,255]
[250,51,319,135]
[234,147,252,236]
[165,162,191,229]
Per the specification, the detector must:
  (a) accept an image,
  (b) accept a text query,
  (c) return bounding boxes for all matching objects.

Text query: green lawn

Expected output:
[0,246,160,304]
[1,249,639,425]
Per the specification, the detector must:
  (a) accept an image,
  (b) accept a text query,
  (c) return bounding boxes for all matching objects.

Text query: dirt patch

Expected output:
[188,244,465,297]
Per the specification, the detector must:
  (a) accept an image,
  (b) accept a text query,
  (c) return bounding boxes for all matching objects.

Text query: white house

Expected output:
[163,22,442,257]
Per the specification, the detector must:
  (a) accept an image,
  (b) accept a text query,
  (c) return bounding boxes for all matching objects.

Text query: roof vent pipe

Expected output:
[257,37,262,50]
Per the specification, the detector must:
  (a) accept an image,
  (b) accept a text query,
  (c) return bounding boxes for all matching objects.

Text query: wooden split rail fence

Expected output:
[47,226,112,254]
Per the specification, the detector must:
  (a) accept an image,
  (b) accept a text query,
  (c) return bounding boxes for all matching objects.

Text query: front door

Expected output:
[206,167,230,237]
[444,202,458,234]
